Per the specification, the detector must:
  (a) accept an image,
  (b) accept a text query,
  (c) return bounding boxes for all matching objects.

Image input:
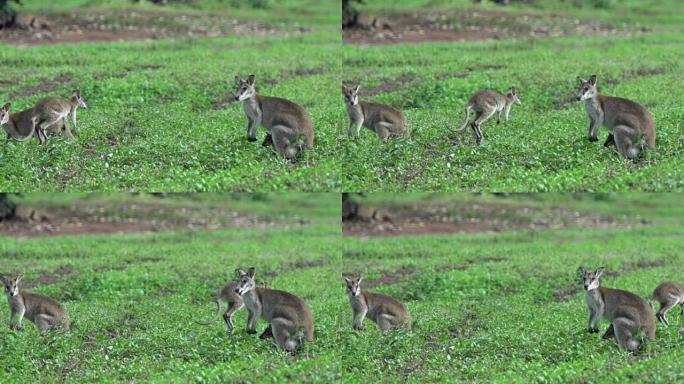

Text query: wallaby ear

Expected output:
[578,266,587,276]
[73,90,81,98]
[2,102,10,112]
[247,267,256,278]
[247,75,255,85]
[237,269,247,277]
[15,274,23,283]
[577,76,584,85]
[353,85,360,94]
[510,87,516,95]
[595,267,605,278]
[357,276,363,285]
[589,75,597,86]
[234,76,241,84]
[343,275,352,284]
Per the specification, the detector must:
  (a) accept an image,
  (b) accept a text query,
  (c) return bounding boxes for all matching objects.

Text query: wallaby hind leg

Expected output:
[373,122,391,141]
[223,301,244,335]
[377,314,397,332]
[614,126,641,160]
[613,318,640,352]
[35,314,55,335]
[602,323,615,340]
[271,317,298,352]
[657,301,678,326]
[272,125,301,160]
[258,325,273,340]
[603,133,616,148]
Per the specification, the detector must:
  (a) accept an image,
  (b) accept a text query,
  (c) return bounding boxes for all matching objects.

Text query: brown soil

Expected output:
[343,201,642,238]
[0,201,283,238]
[343,10,650,45]
[0,10,294,46]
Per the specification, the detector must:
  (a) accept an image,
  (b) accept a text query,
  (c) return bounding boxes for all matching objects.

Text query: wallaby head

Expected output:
[342,84,360,106]
[0,102,10,125]
[579,266,603,291]
[235,267,257,295]
[72,90,88,109]
[1,274,22,297]
[343,275,362,297]
[234,75,256,101]
[576,75,598,101]
[506,87,522,105]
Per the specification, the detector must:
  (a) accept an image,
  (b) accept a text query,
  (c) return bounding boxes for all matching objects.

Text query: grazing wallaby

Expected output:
[1,274,69,334]
[454,87,522,145]
[196,278,271,336]
[343,275,410,332]
[235,267,314,352]
[576,75,656,159]
[579,267,655,351]
[342,84,406,140]
[33,90,88,142]
[1,102,40,143]
[651,281,684,326]
[234,75,314,159]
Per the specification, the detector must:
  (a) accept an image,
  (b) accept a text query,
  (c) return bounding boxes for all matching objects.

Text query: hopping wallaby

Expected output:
[235,267,314,352]
[1,102,40,143]
[33,90,88,142]
[576,75,655,159]
[454,87,522,145]
[651,281,684,326]
[579,267,655,351]
[1,274,69,334]
[342,84,406,140]
[196,278,270,336]
[234,75,314,159]
[343,275,410,332]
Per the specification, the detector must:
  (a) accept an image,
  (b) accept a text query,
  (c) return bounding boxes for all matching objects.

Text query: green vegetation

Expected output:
[0,0,341,191]
[342,0,684,192]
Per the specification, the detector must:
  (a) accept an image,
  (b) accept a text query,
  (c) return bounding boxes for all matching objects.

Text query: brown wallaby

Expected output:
[1,102,40,143]
[235,267,314,352]
[579,267,655,351]
[1,274,69,334]
[234,75,314,159]
[196,278,270,336]
[32,90,88,142]
[576,75,655,159]
[343,275,410,332]
[342,84,407,140]
[454,87,522,145]
[651,281,684,326]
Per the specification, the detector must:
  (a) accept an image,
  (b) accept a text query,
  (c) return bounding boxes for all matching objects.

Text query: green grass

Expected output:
[0,0,341,192]
[3,193,684,382]
[342,1,684,192]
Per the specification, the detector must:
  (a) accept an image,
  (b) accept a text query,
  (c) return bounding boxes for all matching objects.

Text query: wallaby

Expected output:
[579,267,655,351]
[454,87,522,145]
[1,102,41,143]
[576,75,655,159]
[234,75,314,159]
[342,84,406,140]
[1,274,69,334]
[196,278,271,336]
[33,90,88,142]
[235,267,314,352]
[651,281,684,326]
[343,275,410,332]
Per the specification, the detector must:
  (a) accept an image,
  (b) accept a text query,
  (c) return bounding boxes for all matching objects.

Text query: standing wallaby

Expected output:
[234,75,314,159]
[579,267,655,351]
[343,275,410,332]
[33,90,88,142]
[196,278,271,336]
[454,87,522,145]
[651,281,684,326]
[342,84,406,140]
[235,267,314,352]
[1,274,69,334]
[576,75,655,159]
[1,102,40,143]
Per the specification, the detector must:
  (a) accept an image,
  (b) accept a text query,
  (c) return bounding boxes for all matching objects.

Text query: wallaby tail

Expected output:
[195,299,222,325]
[452,105,471,132]
[9,118,39,143]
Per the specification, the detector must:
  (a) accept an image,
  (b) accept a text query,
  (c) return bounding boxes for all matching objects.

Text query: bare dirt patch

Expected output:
[360,74,416,97]
[10,74,74,99]
[0,201,283,238]
[553,285,580,302]
[344,200,642,238]
[24,265,75,288]
[343,10,649,45]
[362,266,416,289]
[0,10,295,46]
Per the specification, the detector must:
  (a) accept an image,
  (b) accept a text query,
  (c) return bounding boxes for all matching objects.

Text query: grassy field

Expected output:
[342,0,684,192]
[0,0,341,192]
[3,193,684,382]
